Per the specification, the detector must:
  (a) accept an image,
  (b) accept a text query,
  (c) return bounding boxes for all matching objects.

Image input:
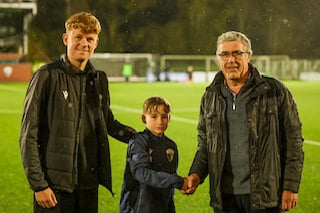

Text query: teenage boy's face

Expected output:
[62,28,99,67]
[142,105,170,137]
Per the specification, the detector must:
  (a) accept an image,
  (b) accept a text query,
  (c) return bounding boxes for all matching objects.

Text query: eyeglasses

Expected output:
[217,51,248,60]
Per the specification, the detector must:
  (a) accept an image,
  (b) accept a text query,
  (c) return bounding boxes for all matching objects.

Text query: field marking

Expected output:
[111,105,320,146]
[0,109,22,114]
[111,105,141,114]
[112,105,198,124]
[172,108,199,113]
[1,104,319,147]
[0,84,26,92]
[304,140,320,146]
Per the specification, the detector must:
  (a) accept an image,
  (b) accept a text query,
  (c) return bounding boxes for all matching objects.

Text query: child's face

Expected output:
[142,105,170,137]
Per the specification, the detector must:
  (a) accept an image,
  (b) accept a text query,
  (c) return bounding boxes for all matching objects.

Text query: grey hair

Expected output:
[216,31,253,55]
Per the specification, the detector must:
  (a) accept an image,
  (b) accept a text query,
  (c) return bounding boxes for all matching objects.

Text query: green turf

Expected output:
[0,81,319,212]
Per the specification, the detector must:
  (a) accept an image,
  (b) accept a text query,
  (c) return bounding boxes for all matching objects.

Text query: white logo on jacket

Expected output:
[63,91,68,100]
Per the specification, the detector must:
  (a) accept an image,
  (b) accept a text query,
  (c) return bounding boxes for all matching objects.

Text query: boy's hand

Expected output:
[180,173,201,195]
[281,190,298,211]
[35,187,58,208]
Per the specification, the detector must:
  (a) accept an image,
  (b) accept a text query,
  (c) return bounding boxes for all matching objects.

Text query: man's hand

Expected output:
[35,187,58,208]
[180,173,201,195]
[281,190,298,211]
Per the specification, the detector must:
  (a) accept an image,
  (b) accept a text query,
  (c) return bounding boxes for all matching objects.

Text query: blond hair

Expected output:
[65,12,101,34]
[143,97,171,114]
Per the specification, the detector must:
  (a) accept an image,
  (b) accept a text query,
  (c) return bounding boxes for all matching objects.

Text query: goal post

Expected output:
[89,53,320,82]
[90,53,159,81]
[160,54,219,82]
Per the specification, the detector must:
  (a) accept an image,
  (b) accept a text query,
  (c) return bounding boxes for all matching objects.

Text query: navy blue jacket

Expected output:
[120,129,184,213]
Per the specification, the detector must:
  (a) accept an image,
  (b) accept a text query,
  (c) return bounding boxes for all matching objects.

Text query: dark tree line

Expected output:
[28,0,320,62]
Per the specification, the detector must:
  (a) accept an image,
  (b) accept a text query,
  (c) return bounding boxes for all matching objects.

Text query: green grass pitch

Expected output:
[0,81,319,212]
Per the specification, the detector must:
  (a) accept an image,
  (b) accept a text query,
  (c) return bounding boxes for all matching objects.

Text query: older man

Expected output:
[184,31,304,213]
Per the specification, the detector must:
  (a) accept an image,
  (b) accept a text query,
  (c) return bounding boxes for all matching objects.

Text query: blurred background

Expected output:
[1,2,320,212]
[1,0,320,82]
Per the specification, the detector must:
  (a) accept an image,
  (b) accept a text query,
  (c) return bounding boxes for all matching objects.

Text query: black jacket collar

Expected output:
[60,55,97,77]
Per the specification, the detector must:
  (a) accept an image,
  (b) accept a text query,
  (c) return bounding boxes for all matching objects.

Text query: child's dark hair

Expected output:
[143,96,171,114]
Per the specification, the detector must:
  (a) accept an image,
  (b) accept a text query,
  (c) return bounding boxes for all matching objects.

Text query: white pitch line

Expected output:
[0,85,26,92]
[170,115,198,124]
[0,109,22,114]
[111,105,141,114]
[304,140,320,146]
[111,105,198,124]
[111,105,320,146]
[1,104,319,146]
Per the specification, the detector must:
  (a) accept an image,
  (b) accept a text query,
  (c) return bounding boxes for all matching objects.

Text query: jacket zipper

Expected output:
[73,73,86,188]
[232,93,236,111]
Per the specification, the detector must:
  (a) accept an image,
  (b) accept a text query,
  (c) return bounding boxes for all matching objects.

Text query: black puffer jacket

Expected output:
[189,64,304,210]
[20,56,136,194]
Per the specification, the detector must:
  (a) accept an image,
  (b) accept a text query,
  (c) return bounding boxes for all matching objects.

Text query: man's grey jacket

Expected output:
[189,64,304,210]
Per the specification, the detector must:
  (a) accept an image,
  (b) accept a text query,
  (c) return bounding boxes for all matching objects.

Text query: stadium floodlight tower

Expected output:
[0,0,37,55]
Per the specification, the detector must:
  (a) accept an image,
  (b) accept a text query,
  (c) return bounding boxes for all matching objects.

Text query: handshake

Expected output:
[180,173,201,195]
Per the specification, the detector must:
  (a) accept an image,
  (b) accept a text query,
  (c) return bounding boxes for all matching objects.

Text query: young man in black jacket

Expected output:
[20,12,136,213]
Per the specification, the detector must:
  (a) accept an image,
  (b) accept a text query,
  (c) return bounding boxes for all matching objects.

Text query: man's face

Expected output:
[62,28,99,66]
[217,40,251,83]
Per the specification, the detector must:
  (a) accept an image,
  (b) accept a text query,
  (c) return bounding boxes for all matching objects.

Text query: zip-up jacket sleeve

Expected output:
[98,71,136,143]
[278,83,304,193]
[189,93,209,183]
[127,135,184,190]
[19,68,50,192]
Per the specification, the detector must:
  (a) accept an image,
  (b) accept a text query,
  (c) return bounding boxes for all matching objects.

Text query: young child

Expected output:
[120,96,187,213]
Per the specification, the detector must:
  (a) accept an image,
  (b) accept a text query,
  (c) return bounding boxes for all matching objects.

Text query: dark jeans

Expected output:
[214,194,281,213]
[34,189,98,213]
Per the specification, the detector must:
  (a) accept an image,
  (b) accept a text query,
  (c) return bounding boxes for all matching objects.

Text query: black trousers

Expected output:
[34,189,98,213]
[214,194,281,213]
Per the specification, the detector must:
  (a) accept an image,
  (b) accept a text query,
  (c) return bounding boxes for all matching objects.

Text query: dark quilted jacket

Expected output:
[189,64,304,210]
[20,56,136,194]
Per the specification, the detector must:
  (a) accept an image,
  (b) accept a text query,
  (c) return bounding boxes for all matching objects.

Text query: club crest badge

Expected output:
[3,66,13,78]
[166,148,174,162]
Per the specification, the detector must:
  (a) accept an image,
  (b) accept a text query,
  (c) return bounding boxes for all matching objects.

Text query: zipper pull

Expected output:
[99,94,103,107]
[232,93,236,111]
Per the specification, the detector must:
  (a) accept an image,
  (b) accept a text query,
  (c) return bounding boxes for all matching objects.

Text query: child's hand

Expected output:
[180,174,200,195]
[180,177,189,194]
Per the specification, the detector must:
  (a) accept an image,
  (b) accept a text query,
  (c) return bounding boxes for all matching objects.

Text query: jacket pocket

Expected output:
[257,97,278,138]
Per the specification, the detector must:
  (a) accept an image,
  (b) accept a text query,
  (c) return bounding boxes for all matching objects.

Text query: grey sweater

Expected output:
[220,79,254,194]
